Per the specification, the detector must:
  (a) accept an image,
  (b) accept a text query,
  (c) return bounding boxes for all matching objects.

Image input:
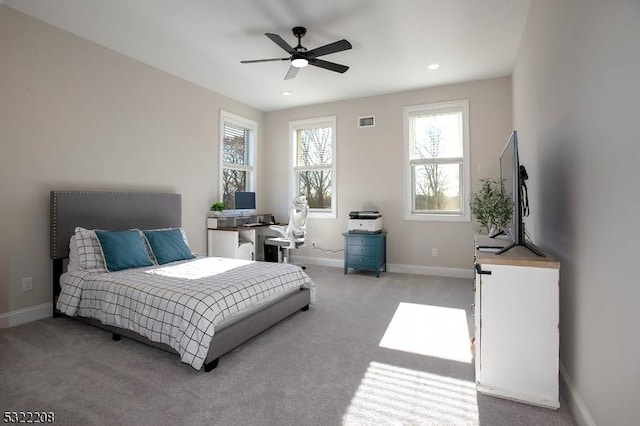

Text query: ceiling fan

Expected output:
[241,26,352,80]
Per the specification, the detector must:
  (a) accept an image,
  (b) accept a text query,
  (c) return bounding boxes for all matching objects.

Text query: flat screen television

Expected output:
[495,131,544,256]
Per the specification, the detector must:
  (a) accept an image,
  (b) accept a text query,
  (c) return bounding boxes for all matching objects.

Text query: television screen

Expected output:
[499,131,518,243]
[234,191,256,210]
[496,131,544,256]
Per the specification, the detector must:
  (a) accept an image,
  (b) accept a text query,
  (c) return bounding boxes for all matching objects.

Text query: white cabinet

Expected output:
[473,236,560,409]
[207,229,255,260]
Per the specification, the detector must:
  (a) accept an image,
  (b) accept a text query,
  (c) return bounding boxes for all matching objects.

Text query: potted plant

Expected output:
[470,178,513,235]
[209,201,225,217]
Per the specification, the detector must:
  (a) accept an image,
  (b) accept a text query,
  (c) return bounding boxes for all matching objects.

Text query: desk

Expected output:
[207,218,278,261]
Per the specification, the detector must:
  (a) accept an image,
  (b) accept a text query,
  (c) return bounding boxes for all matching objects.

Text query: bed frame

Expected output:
[50,190,310,372]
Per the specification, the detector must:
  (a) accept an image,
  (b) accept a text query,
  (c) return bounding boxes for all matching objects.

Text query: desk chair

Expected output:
[266,196,308,266]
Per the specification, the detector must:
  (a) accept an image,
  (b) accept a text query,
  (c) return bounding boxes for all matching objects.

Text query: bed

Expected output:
[50,191,313,372]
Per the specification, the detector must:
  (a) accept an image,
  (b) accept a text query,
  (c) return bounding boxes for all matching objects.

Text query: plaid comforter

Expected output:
[57,257,314,370]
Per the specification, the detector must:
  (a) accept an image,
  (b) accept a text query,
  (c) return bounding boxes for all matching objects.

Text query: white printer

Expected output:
[348,211,382,233]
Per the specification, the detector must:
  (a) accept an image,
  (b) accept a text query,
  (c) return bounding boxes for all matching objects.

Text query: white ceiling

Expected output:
[3,0,531,112]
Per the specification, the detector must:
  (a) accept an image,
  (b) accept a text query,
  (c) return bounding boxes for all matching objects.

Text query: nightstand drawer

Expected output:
[346,235,378,246]
[347,244,378,256]
[347,255,377,268]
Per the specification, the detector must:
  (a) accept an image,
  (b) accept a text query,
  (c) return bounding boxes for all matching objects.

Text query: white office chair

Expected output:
[267,196,308,265]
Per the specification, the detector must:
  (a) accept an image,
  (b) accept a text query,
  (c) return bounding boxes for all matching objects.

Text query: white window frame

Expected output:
[289,116,337,219]
[403,99,470,222]
[219,110,257,206]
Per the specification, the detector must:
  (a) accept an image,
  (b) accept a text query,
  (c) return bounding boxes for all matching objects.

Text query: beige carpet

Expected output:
[0,265,576,425]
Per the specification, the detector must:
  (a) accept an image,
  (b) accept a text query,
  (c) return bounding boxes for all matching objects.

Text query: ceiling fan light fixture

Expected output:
[241,27,352,79]
[291,57,308,68]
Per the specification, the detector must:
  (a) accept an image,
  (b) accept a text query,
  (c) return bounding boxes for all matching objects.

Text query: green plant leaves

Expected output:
[470,178,513,234]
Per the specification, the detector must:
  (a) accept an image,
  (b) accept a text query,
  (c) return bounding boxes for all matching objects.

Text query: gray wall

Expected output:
[263,77,513,272]
[0,6,263,315]
[512,1,640,424]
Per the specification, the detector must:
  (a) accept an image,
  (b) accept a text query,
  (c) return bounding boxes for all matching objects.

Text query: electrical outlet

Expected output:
[432,248,438,257]
[22,277,33,292]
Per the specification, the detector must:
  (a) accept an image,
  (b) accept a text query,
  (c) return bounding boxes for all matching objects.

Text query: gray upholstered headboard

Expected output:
[50,191,182,260]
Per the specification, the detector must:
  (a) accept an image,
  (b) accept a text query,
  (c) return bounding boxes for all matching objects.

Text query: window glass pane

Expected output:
[296,127,333,166]
[412,112,463,160]
[413,163,461,212]
[223,122,249,165]
[222,169,246,208]
[297,170,332,209]
[290,116,336,216]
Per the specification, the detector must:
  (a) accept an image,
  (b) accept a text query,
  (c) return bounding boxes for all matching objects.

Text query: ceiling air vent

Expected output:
[358,115,375,128]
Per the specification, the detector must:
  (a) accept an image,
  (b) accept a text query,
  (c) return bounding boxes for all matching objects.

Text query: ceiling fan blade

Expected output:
[308,39,352,58]
[309,59,349,74]
[265,33,295,54]
[241,58,290,64]
[284,66,299,80]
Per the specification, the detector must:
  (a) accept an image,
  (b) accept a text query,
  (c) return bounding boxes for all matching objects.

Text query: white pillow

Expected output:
[74,227,108,272]
[68,235,79,272]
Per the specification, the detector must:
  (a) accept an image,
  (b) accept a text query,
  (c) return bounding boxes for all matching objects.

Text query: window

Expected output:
[290,116,337,218]
[220,111,257,209]
[403,100,470,221]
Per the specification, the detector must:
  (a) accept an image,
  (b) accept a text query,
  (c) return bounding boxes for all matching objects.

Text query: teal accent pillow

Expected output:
[95,230,154,272]
[143,228,194,265]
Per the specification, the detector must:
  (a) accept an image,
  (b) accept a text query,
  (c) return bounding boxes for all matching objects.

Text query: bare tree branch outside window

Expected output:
[411,112,462,213]
[296,126,332,209]
[405,100,468,218]
[222,123,251,207]
[415,125,449,210]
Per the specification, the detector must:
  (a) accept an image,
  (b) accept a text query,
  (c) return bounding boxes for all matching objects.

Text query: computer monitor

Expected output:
[234,191,256,212]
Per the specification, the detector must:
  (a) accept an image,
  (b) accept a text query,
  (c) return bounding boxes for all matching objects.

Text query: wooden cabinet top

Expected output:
[475,235,560,269]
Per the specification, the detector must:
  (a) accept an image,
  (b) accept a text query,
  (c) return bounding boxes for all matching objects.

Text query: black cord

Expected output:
[521,181,530,217]
[520,165,530,217]
[311,243,343,253]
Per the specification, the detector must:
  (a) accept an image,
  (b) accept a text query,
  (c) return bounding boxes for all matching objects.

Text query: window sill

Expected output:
[309,211,336,219]
[404,213,470,222]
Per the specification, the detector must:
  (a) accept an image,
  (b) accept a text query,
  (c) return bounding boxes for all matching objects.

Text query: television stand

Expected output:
[489,229,505,238]
[496,241,545,257]
[473,234,560,408]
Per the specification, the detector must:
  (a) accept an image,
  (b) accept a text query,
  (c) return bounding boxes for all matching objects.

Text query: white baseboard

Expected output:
[0,302,52,328]
[387,263,474,279]
[560,362,596,426]
[294,255,343,268]
[293,255,474,279]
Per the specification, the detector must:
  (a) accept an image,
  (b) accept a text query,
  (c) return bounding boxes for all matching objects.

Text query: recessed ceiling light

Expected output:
[281,91,291,96]
[427,63,440,70]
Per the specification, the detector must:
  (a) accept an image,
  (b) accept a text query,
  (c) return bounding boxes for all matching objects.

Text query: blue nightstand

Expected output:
[342,232,387,277]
